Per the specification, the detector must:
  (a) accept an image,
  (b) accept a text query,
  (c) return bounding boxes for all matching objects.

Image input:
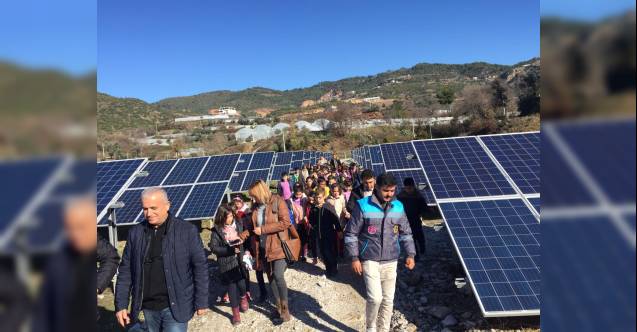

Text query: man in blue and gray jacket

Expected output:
[345,173,416,332]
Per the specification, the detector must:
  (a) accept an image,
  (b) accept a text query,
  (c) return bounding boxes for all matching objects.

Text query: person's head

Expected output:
[215,205,234,227]
[232,194,244,209]
[317,177,327,188]
[307,191,317,205]
[403,177,416,193]
[294,188,304,199]
[305,177,314,186]
[281,172,289,181]
[330,184,341,198]
[64,196,97,255]
[375,173,398,203]
[315,191,326,206]
[343,179,353,192]
[248,180,272,205]
[141,187,171,226]
[361,169,376,191]
[328,176,337,185]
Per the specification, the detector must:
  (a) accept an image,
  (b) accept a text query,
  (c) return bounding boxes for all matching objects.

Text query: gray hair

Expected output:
[141,187,169,203]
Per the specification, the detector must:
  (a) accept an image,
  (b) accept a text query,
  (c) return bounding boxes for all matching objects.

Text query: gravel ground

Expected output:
[98,219,540,332]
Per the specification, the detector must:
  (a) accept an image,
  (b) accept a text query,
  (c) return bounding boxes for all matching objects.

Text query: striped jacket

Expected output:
[344,192,416,262]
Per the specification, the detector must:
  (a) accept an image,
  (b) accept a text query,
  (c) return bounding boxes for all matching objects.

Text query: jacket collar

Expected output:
[369,191,394,211]
[143,212,174,234]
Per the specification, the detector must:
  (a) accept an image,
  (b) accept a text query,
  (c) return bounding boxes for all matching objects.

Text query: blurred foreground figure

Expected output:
[0,266,30,331]
[34,197,97,332]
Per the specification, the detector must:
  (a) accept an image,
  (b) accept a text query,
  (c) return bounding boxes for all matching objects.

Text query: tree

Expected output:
[490,79,510,117]
[436,85,455,106]
[518,74,540,116]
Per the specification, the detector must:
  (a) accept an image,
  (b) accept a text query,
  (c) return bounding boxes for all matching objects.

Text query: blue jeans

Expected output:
[142,307,188,332]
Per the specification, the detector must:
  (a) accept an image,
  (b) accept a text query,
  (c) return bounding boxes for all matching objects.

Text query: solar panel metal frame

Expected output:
[406,134,541,317]
[0,156,76,252]
[479,132,540,195]
[437,197,541,317]
[96,158,148,225]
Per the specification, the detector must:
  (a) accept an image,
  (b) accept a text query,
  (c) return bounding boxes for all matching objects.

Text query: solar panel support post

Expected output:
[14,227,31,284]
[108,208,119,247]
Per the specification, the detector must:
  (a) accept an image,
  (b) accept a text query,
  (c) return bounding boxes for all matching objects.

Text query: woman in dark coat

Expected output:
[209,205,250,325]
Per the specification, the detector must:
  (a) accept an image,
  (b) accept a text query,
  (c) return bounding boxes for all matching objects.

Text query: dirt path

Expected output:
[98,220,539,332]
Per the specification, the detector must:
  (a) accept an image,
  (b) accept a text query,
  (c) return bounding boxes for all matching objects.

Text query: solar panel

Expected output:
[102,188,143,226]
[292,151,304,161]
[0,158,65,236]
[386,169,436,206]
[556,121,635,205]
[541,132,594,208]
[275,152,293,165]
[271,165,290,181]
[480,133,540,195]
[380,142,421,170]
[542,215,635,331]
[178,182,228,220]
[439,199,540,316]
[368,146,382,164]
[198,154,240,182]
[234,153,253,172]
[540,120,635,329]
[371,164,385,175]
[527,197,540,215]
[241,169,270,191]
[0,157,96,253]
[413,138,516,199]
[129,159,177,188]
[162,157,208,185]
[229,172,246,192]
[291,160,303,170]
[249,152,274,170]
[97,158,146,221]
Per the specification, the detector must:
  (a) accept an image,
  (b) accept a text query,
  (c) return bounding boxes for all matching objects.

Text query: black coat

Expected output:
[97,236,119,293]
[309,204,342,241]
[115,213,209,323]
[346,185,367,216]
[209,222,245,276]
[397,190,428,226]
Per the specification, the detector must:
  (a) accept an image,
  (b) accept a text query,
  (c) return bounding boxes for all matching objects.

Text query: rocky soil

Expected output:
[98,219,539,331]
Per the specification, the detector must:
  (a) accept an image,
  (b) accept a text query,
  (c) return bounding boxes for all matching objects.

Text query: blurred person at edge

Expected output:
[0,266,30,331]
[115,187,209,332]
[33,197,98,332]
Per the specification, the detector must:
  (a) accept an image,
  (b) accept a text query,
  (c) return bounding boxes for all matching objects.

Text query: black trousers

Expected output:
[227,279,246,308]
[409,218,426,257]
[319,234,338,275]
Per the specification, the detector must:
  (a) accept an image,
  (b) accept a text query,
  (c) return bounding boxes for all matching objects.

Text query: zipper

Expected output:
[139,230,152,311]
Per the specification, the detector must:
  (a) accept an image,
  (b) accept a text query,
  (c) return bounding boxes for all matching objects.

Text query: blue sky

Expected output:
[0,0,96,76]
[541,0,634,21]
[98,1,540,102]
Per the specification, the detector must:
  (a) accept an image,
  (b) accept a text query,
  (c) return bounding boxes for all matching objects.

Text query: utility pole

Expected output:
[282,130,286,152]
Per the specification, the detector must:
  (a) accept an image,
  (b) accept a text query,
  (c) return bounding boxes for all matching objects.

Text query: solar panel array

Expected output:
[98,150,330,227]
[541,120,635,331]
[0,157,95,254]
[352,131,540,317]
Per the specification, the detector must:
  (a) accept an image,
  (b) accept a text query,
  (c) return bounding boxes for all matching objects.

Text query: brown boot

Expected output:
[280,300,291,322]
[273,300,282,319]
[231,307,241,326]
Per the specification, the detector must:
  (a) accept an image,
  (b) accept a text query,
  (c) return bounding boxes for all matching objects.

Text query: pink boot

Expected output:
[240,295,249,312]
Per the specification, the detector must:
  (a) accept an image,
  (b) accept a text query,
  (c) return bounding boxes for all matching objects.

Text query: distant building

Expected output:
[208,107,239,116]
[362,96,381,103]
[174,115,230,123]
[434,109,451,116]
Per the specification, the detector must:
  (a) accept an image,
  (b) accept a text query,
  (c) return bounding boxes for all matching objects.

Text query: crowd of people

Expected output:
[105,156,432,332]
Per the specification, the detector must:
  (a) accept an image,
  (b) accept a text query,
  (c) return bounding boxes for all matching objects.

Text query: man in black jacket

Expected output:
[115,187,209,332]
[396,177,428,260]
[97,236,119,295]
[345,169,375,216]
